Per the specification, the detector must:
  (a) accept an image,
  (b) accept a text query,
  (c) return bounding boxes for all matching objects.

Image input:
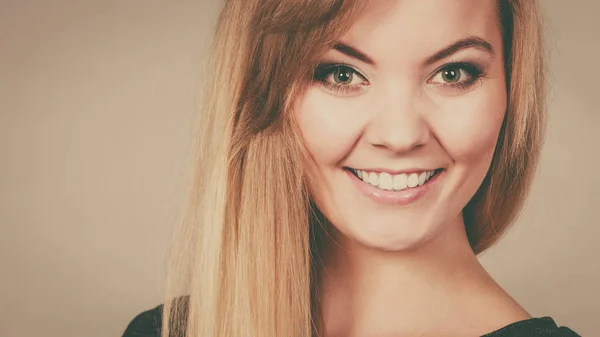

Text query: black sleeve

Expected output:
[122,304,163,337]
[482,317,581,337]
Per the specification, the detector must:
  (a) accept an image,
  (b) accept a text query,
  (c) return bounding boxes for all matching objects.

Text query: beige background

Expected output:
[0,1,598,336]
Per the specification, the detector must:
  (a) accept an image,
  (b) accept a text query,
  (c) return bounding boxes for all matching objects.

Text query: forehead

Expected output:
[340,0,501,65]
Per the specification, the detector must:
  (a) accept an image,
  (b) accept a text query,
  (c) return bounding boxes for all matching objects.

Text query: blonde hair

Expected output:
[162,0,546,336]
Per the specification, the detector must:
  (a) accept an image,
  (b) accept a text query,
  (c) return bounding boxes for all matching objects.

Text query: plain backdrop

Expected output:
[0,1,598,336]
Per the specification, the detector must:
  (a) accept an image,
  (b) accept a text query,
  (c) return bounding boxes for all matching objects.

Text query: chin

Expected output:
[312,167,454,252]
[332,207,447,252]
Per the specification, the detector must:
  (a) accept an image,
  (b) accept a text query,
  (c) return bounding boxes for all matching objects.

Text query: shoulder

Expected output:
[482,317,580,337]
[467,286,580,336]
[122,304,163,337]
[122,297,189,337]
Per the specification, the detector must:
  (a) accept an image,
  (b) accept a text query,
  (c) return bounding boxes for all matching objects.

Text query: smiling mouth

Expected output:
[345,168,443,191]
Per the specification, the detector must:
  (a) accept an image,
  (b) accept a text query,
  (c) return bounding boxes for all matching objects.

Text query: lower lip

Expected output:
[346,169,443,205]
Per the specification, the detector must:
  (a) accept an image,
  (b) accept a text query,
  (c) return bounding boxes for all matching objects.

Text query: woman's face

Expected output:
[295,0,506,251]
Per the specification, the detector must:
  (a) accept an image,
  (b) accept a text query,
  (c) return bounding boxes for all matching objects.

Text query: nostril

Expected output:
[366,116,431,154]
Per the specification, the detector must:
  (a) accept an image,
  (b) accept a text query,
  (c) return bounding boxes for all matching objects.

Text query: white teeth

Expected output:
[352,168,437,191]
[393,173,408,190]
[407,173,419,188]
[368,172,379,186]
[418,172,427,186]
[378,172,393,190]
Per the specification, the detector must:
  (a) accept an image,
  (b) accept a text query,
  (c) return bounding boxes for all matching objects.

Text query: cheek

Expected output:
[295,88,365,166]
[430,85,506,163]
[428,83,507,218]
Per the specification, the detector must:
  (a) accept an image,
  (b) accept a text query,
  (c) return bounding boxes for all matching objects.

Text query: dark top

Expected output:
[122,302,581,337]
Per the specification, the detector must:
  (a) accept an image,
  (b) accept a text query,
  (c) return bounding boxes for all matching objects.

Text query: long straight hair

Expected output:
[162,0,546,336]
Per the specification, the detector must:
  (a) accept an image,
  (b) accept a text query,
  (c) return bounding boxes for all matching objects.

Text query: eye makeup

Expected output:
[312,60,487,96]
[313,63,369,96]
[426,61,486,92]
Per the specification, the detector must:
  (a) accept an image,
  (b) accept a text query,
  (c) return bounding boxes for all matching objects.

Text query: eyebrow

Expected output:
[332,36,495,66]
[333,42,375,65]
[424,36,495,65]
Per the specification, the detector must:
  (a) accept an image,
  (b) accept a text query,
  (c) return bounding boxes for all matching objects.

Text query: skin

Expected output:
[294,0,530,336]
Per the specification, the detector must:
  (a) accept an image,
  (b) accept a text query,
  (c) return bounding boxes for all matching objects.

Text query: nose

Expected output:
[364,90,431,154]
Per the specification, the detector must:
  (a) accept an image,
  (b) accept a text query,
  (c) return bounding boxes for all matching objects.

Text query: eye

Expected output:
[428,62,484,90]
[313,63,369,96]
[439,67,463,83]
[327,65,361,85]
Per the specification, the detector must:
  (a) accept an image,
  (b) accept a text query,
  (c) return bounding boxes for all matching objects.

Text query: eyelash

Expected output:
[313,62,486,96]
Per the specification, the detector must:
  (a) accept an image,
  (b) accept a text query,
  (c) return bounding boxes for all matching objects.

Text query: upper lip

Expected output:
[346,167,442,175]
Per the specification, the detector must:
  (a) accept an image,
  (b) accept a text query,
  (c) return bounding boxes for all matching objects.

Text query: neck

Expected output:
[317,214,527,337]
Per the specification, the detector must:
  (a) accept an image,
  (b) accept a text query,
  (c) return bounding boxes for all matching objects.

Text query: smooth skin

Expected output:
[295,1,530,336]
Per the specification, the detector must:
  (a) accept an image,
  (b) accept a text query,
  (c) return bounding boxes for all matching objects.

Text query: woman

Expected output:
[124,0,580,336]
